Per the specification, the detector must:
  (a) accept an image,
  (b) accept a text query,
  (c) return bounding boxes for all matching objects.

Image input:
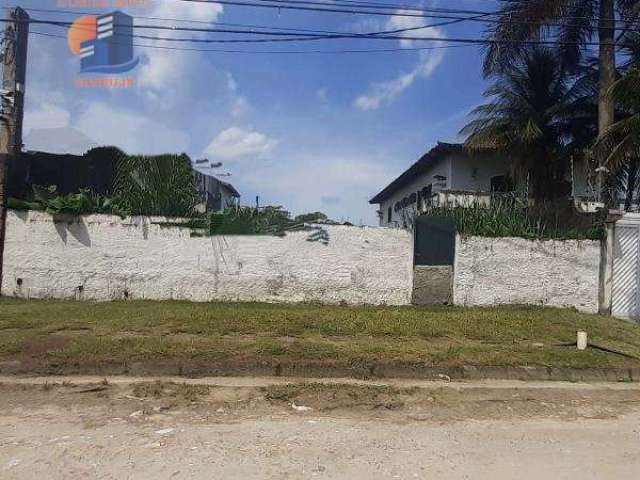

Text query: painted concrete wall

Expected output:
[379,157,452,228]
[453,235,601,313]
[2,210,414,305]
[449,153,510,192]
[377,153,510,228]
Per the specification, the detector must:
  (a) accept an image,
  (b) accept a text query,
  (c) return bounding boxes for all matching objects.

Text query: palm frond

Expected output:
[483,0,570,76]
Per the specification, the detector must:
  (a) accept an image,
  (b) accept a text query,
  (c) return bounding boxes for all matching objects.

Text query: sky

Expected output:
[12,0,497,224]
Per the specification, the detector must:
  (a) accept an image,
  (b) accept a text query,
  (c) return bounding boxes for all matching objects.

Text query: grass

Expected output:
[1,298,640,372]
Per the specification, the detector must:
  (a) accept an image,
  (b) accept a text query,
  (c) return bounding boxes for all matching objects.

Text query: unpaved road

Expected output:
[1,377,640,479]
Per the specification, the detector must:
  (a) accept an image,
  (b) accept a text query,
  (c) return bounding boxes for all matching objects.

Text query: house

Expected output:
[193,170,240,212]
[369,142,511,228]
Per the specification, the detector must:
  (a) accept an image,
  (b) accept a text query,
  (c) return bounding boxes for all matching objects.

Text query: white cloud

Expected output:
[235,153,395,224]
[147,1,223,23]
[136,2,224,105]
[354,71,417,111]
[231,96,250,117]
[226,73,251,117]
[24,103,71,133]
[74,103,190,154]
[24,127,98,156]
[23,35,74,134]
[353,10,446,110]
[204,127,279,160]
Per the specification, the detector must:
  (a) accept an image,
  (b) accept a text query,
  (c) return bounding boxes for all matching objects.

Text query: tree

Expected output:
[115,153,197,217]
[461,48,597,201]
[483,0,639,199]
[594,67,640,207]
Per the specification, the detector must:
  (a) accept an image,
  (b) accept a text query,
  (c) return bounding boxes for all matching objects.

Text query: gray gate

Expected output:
[412,216,456,305]
[612,214,640,321]
[413,216,456,266]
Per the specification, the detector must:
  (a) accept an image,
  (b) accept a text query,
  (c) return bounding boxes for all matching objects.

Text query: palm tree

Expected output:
[483,0,640,199]
[594,67,640,207]
[461,48,597,201]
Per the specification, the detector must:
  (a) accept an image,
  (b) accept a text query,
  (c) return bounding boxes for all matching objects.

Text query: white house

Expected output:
[370,142,511,228]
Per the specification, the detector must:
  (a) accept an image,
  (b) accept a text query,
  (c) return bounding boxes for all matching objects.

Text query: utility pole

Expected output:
[596,0,616,205]
[0,7,29,295]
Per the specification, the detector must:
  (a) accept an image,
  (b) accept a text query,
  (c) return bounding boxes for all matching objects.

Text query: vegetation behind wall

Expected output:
[187,208,342,237]
[113,153,196,217]
[423,194,606,241]
[8,148,197,218]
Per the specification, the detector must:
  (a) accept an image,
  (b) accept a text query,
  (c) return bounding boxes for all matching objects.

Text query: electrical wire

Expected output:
[174,0,635,27]
[12,18,640,48]
[29,29,473,54]
[0,15,478,46]
[3,4,638,38]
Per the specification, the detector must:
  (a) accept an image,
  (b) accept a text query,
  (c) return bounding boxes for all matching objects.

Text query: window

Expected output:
[387,206,392,223]
[490,175,509,192]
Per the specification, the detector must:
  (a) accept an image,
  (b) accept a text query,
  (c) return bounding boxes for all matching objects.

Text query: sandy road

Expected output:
[1,377,640,479]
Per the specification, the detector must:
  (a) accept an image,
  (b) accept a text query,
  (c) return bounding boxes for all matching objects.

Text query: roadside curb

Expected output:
[1,361,639,382]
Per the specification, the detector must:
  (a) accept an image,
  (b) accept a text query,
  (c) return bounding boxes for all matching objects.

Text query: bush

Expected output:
[424,194,606,240]
[114,153,196,217]
[8,185,128,216]
[8,148,198,218]
[184,207,340,236]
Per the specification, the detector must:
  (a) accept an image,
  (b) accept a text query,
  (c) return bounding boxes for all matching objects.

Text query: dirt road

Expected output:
[1,377,640,479]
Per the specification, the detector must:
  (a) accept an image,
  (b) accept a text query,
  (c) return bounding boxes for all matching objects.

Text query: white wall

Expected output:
[453,235,601,313]
[449,153,510,192]
[2,210,414,305]
[376,152,511,228]
[379,157,452,228]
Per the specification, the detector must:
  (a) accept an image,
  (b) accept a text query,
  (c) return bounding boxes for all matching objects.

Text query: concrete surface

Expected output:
[1,377,639,479]
[454,235,601,313]
[2,210,413,305]
[411,265,452,305]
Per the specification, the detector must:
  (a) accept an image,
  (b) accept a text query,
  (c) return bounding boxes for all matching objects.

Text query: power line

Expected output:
[26,20,640,50]
[4,2,639,26]
[10,17,640,48]
[29,29,472,54]
[3,4,640,34]
[0,15,482,44]
[1,5,375,35]
[174,0,640,27]
[204,0,492,15]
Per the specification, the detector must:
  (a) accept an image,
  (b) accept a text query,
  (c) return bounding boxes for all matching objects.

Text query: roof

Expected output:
[369,142,464,204]
[193,167,241,197]
[217,179,241,198]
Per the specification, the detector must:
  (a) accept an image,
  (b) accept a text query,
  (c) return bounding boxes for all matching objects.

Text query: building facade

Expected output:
[370,143,511,228]
[193,170,240,212]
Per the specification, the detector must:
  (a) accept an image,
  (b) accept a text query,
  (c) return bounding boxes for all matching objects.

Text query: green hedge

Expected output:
[424,195,606,241]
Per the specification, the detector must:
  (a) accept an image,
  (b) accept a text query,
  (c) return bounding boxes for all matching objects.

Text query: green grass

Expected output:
[1,298,639,371]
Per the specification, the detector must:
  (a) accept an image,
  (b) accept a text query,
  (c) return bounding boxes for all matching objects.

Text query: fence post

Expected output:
[599,217,618,314]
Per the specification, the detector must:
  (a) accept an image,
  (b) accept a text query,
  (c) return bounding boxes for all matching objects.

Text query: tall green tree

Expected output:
[594,67,640,207]
[483,0,639,198]
[461,48,597,200]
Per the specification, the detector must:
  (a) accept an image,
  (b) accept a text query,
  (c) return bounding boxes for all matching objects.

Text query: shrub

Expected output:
[424,194,606,240]
[114,153,196,217]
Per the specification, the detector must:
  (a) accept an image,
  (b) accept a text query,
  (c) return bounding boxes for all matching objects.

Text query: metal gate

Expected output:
[413,216,456,266]
[612,214,640,321]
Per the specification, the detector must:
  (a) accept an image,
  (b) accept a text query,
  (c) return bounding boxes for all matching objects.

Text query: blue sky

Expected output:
[17,0,496,224]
